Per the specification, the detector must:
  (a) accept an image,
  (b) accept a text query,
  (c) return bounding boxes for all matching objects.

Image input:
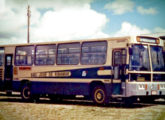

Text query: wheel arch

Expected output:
[89,81,110,105]
[20,79,33,101]
[20,79,31,90]
[89,81,105,95]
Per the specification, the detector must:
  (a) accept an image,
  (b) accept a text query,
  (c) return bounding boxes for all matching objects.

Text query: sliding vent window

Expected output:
[57,43,80,65]
[81,41,107,65]
[15,46,34,66]
[35,45,56,65]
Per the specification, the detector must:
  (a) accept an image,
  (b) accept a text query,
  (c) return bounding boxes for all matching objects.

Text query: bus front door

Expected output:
[112,49,126,95]
[4,54,13,93]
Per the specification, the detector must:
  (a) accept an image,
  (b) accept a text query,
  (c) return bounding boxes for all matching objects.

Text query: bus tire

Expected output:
[92,86,109,105]
[21,85,32,101]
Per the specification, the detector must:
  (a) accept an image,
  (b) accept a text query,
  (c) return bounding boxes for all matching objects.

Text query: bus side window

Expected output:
[81,41,107,65]
[0,54,4,66]
[113,49,126,79]
[0,48,4,66]
[15,46,34,66]
[113,51,121,79]
[35,45,56,65]
[57,43,80,65]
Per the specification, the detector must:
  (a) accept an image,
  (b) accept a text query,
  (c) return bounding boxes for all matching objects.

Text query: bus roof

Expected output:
[0,35,160,47]
[0,36,131,47]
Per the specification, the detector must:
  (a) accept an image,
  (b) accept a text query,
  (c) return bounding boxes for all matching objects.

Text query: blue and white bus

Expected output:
[160,36,165,64]
[0,35,165,105]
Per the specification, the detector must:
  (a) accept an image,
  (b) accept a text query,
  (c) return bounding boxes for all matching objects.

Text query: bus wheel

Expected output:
[92,86,109,105]
[21,85,31,101]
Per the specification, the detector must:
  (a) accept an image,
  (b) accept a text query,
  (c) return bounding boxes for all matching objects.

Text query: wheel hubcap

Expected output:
[96,93,102,100]
[94,89,105,103]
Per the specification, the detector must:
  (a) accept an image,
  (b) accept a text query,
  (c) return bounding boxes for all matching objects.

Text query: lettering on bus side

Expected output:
[31,71,71,78]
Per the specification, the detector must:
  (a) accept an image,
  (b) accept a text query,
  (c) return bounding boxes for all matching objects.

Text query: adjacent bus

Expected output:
[160,36,165,63]
[0,35,165,105]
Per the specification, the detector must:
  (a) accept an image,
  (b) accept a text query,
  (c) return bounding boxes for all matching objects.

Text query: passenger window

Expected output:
[81,41,107,65]
[0,48,4,66]
[15,46,34,66]
[7,56,12,66]
[35,45,56,65]
[112,49,126,79]
[57,43,80,65]
[113,49,126,66]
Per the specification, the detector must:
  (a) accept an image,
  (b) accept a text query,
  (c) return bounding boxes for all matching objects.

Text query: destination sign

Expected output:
[137,36,159,44]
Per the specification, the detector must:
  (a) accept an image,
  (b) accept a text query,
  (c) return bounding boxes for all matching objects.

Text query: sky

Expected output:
[0,0,165,45]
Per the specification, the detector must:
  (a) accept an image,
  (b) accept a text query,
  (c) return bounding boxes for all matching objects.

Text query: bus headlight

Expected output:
[138,84,147,90]
[139,84,145,89]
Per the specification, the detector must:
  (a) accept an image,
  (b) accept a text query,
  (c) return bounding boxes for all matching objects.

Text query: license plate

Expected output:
[151,91,157,95]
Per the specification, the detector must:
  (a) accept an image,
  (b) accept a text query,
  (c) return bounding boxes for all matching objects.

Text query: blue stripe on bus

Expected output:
[31,65,130,79]
[12,81,121,96]
[70,66,112,79]
[32,66,112,79]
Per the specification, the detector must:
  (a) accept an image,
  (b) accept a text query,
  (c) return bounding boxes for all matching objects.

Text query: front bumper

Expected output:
[125,82,165,97]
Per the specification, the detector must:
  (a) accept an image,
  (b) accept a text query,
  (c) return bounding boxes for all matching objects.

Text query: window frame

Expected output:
[15,45,34,66]
[112,48,127,66]
[129,44,150,71]
[150,45,165,72]
[35,44,56,66]
[0,47,4,67]
[81,41,107,65]
[56,42,81,65]
[128,44,151,82]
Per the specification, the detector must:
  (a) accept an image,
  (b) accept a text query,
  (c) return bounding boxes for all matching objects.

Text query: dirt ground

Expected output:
[0,92,165,120]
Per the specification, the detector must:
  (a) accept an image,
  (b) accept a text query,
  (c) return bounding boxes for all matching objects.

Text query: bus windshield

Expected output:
[129,44,150,71]
[150,46,165,71]
[129,45,165,72]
